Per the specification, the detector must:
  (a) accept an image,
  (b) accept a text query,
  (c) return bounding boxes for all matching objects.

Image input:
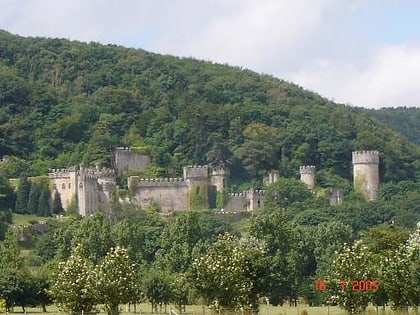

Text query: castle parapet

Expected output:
[299,165,316,174]
[48,167,77,178]
[130,176,187,187]
[352,151,379,164]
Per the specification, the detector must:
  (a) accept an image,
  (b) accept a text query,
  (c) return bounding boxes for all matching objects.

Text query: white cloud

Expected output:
[290,44,420,108]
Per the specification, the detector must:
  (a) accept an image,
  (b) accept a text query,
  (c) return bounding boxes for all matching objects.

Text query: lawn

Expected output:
[5,303,418,315]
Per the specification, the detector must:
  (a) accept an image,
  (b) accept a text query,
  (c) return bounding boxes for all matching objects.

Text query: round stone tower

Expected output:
[352,151,379,201]
[300,165,316,190]
[210,167,229,192]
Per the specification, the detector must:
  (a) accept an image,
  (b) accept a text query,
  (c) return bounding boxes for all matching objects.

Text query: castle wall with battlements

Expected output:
[129,177,189,211]
[225,189,265,211]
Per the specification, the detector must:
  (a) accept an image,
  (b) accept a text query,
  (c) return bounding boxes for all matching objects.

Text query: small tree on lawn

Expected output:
[142,267,172,313]
[190,233,268,312]
[95,246,139,315]
[49,245,96,314]
[330,241,378,315]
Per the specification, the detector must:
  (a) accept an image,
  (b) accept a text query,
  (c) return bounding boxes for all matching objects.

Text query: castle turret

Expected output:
[352,151,379,201]
[211,167,229,192]
[265,170,279,185]
[300,165,316,190]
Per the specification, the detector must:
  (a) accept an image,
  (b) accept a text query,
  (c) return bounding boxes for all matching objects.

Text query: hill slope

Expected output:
[366,107,420,145]
[0,30,419,183]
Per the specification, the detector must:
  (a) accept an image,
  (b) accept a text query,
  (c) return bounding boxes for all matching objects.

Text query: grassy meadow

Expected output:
[5,303,418,315]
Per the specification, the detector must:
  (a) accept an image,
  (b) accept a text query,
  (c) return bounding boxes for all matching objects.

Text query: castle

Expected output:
[49,148,380,216]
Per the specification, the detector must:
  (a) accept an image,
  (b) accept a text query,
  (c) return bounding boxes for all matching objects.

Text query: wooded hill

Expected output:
[0,29,419,185]
[366,107,420,145]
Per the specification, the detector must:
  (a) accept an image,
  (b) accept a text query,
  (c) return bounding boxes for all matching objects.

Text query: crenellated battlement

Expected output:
[211,167,230,175]
[299,165,316,174]
[129,176,187,188]
[352,151,380,164]
[48,167,77,178]
[227,189,265,197]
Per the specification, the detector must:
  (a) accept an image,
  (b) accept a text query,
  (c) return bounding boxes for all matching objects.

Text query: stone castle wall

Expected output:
[113,147,151,174]
[48,148,380,216]
[352,151,379,201]
[49,167,78,209]
[129,177,189,212]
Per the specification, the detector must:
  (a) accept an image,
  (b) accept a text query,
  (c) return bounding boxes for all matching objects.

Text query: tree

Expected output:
[95,246,139,315]
[51,189,64,215]
[156,211,233,273]
[235,123,281,178]
[190,233,268,311]
[71,211,114,265]
[49,245,97,314]
[264,177,313,210]
[142,267,172,313]
[248,210,300,305]
[27,181,41,215]
[0,230,29,310]
[37,181,51,216]
[15,176,30,214]
[330,241,378,314]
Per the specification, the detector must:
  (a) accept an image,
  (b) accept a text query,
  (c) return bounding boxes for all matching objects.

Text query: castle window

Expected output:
[53,184,57,189]
[62,183,66,189]
[257,199,261,208]
[196,186,200,195]
[79,183,83,189]
[68,183,71,189]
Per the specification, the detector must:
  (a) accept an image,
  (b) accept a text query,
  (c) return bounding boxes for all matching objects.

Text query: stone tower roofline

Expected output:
[211,166,230,175]
[352,151,380,164]
[183,165,209,179]
[299,165,316,174]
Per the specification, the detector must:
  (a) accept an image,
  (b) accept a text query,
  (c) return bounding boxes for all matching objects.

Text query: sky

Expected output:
[1,0,420,109]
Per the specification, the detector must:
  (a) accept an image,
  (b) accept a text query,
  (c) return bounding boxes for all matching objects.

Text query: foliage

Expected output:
[142,267,172,313]
[330,241,378,314]
[264,177,313,210]
[0,30,418,185]
[94,246,139,315]
[49,245,97,314]
[156,211,233,273]
[190,233,268,310]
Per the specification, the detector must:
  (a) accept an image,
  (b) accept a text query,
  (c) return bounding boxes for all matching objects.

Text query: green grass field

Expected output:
[5,303,418,315]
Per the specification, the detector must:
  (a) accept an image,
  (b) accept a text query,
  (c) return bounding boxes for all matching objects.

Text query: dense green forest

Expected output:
[0,29,419,183]
[365,107,420,145]
[0,30,419,314]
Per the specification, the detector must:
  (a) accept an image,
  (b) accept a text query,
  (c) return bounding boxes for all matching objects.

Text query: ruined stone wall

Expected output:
[113,147,151,174]
[129,177,189,212]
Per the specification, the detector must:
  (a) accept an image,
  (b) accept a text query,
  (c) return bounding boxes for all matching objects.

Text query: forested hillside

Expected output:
[366,107,420,145]
[0,30,419,312]
[0,29,419,184]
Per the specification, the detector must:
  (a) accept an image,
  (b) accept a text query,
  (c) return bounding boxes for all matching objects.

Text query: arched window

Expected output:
[62,183,66,189]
